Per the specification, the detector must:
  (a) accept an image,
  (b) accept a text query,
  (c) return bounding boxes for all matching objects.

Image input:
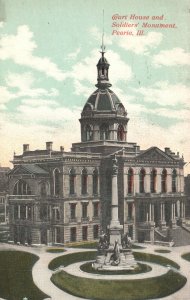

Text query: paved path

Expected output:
[0,243,190,300]
[64,260,168,280]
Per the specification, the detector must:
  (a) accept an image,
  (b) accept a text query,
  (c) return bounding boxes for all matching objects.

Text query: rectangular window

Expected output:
[93,202,99,217]
[82,226,88,241]
[70,227,76,242]
[82,203,88,218]
[93,225,99,239]
[70,203,76,220]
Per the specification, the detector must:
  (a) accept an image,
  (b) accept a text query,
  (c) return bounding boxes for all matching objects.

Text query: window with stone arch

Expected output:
[85,124,93,141]
[69,168,76,195]
[150,169,157,193]
[93,168,98,195]
[13,180,31,195]
[117,124,125,141]
[139,168,146,193]
[81,168,88,195]
[161,169,167,193]
[172,169,177,193]
[100,123,109,140]
[128,168,134,194]
[53,168,60,196]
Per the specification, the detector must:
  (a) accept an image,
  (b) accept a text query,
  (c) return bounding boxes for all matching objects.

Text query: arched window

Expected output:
[86,125,93,141]
[172,169,177,193]
[69,168,76,195]
[13,180,31,195]
[93,168,98,195]
[128,168,134,194]
[161,169,167,193]
[40,181,49,197]
[150,169,157,193]
[54,169,60,196]
[139,169,146,193]
[117,124,125,141]
[81,168,88,195]
[100,124,109,140]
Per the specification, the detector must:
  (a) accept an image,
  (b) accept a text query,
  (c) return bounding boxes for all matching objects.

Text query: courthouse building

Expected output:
[8,49,189,246]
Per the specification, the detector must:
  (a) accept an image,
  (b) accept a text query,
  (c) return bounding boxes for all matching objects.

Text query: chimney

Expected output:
[23,144,29,152]
[46,141,53,151]
[165,147,171,155]
[60,146,64,152]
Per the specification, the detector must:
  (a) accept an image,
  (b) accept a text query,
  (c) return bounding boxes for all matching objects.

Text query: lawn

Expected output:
[0,250,48,300]
[154,249,171,254]
[133,252,180,269]
[51,269,186,300]
[46,247,65,253]
[182,252,190,262]
[49,251,97,269]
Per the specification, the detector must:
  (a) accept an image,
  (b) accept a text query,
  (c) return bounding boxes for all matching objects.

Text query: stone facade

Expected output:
[8,50,188,246]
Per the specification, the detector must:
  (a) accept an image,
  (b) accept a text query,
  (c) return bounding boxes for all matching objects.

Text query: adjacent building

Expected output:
[8,49,189,246]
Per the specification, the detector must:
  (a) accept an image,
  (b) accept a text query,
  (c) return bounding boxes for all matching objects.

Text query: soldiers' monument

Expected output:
[93,156,137,270]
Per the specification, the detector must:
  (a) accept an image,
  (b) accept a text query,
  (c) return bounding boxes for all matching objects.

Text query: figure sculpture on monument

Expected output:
[98,230,109,254]
[110,239,120,265]
[122,232,132,249]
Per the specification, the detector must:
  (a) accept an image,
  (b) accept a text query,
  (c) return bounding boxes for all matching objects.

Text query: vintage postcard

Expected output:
[0,0,190,299]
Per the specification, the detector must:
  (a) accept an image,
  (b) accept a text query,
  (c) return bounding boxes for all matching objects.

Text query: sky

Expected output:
[0,0,190,174]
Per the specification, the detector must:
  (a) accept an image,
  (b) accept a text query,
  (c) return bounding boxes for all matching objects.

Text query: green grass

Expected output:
[51,270,186,300]
[80,262,151,275]
[49,251,97,270]
[0,250,48,300]
[182,252,190,262]
[133,252,180,269]
[66,241,145,249]
[154,249,171,254]
[46,247,65,253]
[66,241,98,248]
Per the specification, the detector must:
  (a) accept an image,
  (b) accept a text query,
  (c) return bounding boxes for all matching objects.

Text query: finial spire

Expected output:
[100,9,105,54]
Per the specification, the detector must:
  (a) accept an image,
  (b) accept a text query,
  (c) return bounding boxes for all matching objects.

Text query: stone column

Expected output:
[108,157,123,245]
[159,202,166,229]
[26,206,28,219]
[171,202,176,228]
[18,205,20,219]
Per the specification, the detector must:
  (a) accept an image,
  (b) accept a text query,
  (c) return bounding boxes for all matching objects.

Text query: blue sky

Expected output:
[0,0,190,173]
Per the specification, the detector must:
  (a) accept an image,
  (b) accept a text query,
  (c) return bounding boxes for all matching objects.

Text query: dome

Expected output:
[97,56,109,66]
[82,88,125,113]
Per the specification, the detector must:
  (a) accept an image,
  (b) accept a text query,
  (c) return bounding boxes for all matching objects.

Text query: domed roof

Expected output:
[82,88,125,113]
[97,56,109,66]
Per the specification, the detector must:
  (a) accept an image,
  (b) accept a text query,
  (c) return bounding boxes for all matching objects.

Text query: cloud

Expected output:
[5,72,59,99]
[0,86,16,103]
[153,48,190,66]
[17,104,81,123]
[67,47,81,60]
[117,31,163,55]
[132,81,190,108]
[21,99,58,107]
[0,25,66,81]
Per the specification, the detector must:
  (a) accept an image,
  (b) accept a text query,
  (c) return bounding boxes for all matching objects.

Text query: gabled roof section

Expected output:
[9,164,48,175]
[136,147,174,162]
